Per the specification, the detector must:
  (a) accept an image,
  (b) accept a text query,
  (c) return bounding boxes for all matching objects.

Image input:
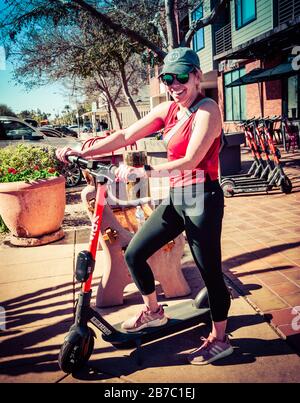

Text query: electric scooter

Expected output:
[58,156,211,374]
[221,118,292,197]
[224,118,267,181]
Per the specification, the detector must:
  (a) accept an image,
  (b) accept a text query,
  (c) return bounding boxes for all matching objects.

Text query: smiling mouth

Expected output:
[171,90,184,96]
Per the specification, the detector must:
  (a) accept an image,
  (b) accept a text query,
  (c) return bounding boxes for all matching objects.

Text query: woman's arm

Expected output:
[80,102,172,159]
[56,102,172,163]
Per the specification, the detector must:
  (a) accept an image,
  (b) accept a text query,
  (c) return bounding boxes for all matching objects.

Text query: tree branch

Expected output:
[71,0,167,60]
[149,12,168,51]
[182,0,229,47]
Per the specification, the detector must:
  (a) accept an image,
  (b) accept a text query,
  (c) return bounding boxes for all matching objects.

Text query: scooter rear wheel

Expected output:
[194,287,209,309]
[221,180,235,198]
[58,328,95,374]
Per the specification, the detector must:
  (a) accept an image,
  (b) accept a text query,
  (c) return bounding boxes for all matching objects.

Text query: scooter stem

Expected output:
[82,183,106,293]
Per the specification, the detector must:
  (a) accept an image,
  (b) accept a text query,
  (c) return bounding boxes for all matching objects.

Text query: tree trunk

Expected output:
[96,73,123,129]
[119,63,141,121]
[106,101,114,131]
[165,0,178,50]
[106,92,123,129]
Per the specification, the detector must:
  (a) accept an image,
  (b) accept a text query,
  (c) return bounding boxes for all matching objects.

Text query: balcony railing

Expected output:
[215,23,232,55]
[278,0,300,25]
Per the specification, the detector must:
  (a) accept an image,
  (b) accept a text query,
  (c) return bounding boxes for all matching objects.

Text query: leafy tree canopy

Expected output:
[0,104,17,117]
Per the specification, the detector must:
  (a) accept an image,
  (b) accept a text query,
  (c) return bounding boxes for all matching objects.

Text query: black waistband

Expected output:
[170,180,221,193]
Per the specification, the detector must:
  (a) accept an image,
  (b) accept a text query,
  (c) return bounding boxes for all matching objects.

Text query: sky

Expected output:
[0,0,82,117]
[0,57,74,116]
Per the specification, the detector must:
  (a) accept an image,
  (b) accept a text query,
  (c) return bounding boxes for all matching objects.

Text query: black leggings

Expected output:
[124,180,231,322]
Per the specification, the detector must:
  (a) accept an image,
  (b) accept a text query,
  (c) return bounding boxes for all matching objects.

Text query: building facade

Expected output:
[149,0,300,134]
[215,0,300,133]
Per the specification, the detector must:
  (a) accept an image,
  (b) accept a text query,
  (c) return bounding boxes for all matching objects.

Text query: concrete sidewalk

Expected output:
[0,146,299,383]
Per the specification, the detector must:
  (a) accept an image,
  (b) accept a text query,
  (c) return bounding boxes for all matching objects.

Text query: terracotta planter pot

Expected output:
[0,176,66,238]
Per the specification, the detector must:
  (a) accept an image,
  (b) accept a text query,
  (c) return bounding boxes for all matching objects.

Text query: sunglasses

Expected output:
[160,72,191,86]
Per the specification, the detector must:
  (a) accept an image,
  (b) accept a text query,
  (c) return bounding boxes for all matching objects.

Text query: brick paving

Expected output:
[220,146,300,353]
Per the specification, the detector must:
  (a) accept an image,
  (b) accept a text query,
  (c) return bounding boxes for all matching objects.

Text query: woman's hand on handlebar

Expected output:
[115,164,146,182]
[56,147,82,164]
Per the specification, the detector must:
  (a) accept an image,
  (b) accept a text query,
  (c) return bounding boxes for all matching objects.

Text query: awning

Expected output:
[253,62,300,82]
[226,63,300,87]
[225,68,265,87]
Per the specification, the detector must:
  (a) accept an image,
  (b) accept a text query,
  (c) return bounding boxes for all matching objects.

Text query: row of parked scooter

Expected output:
[220,116,293,197]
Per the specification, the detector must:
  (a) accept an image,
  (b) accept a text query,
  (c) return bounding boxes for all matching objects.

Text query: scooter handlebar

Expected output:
[67,155,116,176]
[67,155,145,182]
[67,154,152,207]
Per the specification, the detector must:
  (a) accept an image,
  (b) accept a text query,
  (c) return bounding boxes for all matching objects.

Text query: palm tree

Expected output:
[64,105,72,125]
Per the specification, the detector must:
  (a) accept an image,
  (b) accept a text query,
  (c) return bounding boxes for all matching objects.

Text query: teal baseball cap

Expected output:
[159,47,200,76]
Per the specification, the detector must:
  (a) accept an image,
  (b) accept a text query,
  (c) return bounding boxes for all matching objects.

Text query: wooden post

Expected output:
[123,151,150,200]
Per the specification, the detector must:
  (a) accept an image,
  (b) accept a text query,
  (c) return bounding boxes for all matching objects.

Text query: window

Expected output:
[235,0,256,29]
[287,75,299,119]
[224,68,247,121]
[191,4,205,51]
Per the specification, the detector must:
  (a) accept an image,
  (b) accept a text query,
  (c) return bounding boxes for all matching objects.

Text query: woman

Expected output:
[56,47,233,365]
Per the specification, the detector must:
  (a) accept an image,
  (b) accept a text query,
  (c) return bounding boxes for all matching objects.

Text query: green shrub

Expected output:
[0,215,9,233]
[0,144,63,183]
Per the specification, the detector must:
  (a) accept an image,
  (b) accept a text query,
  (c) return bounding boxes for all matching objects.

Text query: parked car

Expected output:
[68,124,80,133]
[54,126,78,138]
[24,118,39,128]
[39,127,65,138]
[82,126,93,133]
[0,116,83,187]
[68,124,92,134]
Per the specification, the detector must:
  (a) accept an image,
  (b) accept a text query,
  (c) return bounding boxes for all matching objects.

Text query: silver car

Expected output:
[0,116,83,187]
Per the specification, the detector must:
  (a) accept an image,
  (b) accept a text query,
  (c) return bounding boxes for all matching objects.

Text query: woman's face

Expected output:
[164,70,201,107]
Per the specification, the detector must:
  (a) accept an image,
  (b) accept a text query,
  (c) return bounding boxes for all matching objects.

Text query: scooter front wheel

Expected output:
[58,328,95,374]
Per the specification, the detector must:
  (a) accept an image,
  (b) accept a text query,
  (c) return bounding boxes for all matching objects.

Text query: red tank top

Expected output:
[163,97,221,188]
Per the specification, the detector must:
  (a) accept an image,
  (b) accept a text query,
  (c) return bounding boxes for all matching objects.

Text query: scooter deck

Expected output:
[99,299,210,349]
[230,179,269,185]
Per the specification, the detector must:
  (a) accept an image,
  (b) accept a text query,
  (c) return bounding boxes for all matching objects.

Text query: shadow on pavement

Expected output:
[71,315,295,382]
[0,320,69,376]
[223,241,300,272]
[0,308,292,378]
